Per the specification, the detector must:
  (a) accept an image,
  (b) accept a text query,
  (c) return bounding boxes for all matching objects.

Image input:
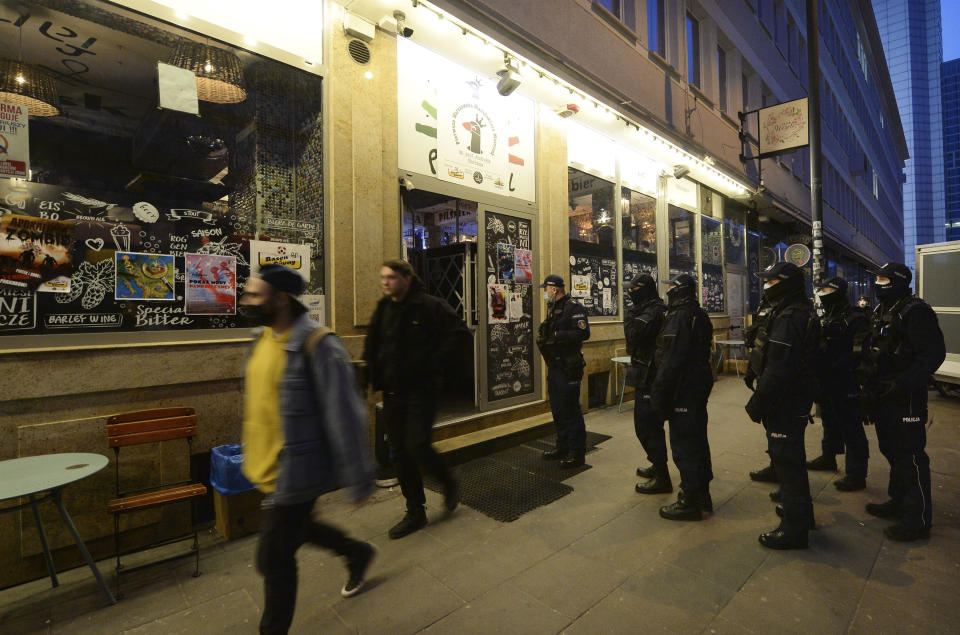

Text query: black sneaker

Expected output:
[834,475,866,492]
[388,509,427,539]
[443,479,459,513]
[883,523,930,542]
[749,465,779,483]
[806,455,838,471]
[865,500,899,520]
[341,543,377,598]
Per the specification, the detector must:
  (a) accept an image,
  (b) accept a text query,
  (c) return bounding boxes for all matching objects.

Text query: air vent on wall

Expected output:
[348,39,371,65]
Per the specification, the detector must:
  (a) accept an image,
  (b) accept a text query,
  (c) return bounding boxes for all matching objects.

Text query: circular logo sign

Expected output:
[786,243,811,267]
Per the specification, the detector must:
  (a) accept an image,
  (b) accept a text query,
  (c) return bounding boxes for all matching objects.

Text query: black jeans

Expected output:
[763,407,813,535]
[634,389,668,467]
[667,396,712,493]
[256,499,360,635]
[875,407,931,531]
[820,387,869,480]
[384,390,452,511]
[547,365,586,457]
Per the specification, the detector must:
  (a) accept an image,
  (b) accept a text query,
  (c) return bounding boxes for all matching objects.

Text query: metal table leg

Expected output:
[53,489,116,605]
[29,494,59,588]
[618,370,627,413]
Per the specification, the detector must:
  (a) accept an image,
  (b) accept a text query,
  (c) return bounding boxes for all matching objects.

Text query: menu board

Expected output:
[485,211,534,402]
[0,180,315,336]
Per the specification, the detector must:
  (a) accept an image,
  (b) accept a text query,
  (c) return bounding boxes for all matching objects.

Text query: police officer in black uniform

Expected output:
[651,274,714,520]
[745,295,780,485]
[745,262,820,549]
[624,273,670,493]
[537,274,591,468]
[808,276,870,491]
[859,262,945,542]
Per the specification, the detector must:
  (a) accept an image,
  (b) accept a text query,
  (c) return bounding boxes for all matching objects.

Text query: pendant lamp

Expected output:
[169,42,247,104]
[0,59,60,116]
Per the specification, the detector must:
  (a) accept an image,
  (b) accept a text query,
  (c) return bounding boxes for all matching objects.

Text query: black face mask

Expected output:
[818,290,845,310]
[762,279,797,303]
[239,301,276,327]
[875,280,907,304]
[666,286,691,306]
[629,287,654,305]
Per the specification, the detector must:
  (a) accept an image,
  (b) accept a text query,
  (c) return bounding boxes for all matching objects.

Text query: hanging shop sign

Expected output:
[398,39,536,202]
[758,98,809,158]
[0,101,29,179]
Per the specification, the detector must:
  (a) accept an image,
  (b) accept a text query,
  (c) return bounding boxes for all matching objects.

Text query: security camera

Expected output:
[393,10,414,38]
[399,176,415,191]
[673,165,690,179]
[496,55,522,96]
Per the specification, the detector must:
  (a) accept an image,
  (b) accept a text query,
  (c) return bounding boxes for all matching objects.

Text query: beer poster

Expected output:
[0,213,73,292]
[114,251,175,301]
[184,254,237,315]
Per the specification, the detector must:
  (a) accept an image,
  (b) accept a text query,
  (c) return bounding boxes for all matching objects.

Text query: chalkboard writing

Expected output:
[569,240,618,317]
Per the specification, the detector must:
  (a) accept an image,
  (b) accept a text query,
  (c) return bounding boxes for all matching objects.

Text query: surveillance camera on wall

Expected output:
[393,10,414,38]
[496,55,522,96]
[673,165,690,179]
[399,176,415,191]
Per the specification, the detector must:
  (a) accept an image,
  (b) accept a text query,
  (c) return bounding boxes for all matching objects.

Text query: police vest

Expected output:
[866,295,926,379]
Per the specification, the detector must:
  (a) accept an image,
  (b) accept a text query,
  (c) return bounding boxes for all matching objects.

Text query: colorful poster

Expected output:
[0,214,73,292]
[249,240,311,282]
[115,252,175,301]
[571,274,591,299]
[184,254,237,315]
[497,243,515,281]
[488,283,508,323]
[514,248,532,284]
[0,101,30,178]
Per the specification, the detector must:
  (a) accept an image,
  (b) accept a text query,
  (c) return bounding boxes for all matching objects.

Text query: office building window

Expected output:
[647,0,664,55]
[872,169,879,199]
[595,0,636,29]
[742,73,750,111]
[718,47,728,111]
[687,13,700,87]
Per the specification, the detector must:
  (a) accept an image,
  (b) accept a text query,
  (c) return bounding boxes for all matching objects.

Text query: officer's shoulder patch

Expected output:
[577,319,587,329]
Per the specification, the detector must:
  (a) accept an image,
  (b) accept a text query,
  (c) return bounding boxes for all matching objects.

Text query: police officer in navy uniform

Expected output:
[537,274,591,468]
[808,276,871,491]
[745,262,820,549]
[651,274,714,520]
[745,295,780,486]
[624,273,671,494]
[859,262,945,542]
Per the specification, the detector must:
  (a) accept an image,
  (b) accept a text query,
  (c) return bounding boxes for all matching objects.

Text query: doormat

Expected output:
[425,430,612,522]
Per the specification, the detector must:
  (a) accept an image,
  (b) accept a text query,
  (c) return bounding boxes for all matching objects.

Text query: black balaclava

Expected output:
[628,273,658,305]
[666,274,697,307]
[817,276,849,311]
[873,262,911,305]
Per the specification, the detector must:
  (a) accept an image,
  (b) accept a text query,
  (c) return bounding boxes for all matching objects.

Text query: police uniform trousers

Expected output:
[667,389,713,494]
[763,405,813,534]
[547,365,586,458]
[634,388,668,467]
[384,389,454,511]
[874,404,932,531]
[820,384,869,479]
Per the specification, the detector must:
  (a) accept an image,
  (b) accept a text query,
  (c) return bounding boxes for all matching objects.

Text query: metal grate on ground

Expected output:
[425,430,612,522]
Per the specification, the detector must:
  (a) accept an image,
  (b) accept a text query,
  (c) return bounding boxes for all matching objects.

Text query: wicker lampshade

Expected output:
[0,58,60,116]
[169,42,247,104]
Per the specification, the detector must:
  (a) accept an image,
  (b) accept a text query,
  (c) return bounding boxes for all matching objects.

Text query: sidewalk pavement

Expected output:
[2,375,959,634]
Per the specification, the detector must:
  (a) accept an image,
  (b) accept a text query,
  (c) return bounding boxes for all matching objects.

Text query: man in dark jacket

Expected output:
[808,276,870,491]
[537,274,590,467]
[362,260,468,539]
[745,262,820,549]
[624,273,670,493]
[240,265,375,634]
[651,274,714,520]
[859,262,946,542]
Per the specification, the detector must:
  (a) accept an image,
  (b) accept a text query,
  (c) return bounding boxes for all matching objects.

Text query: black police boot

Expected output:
[806,454,838,471]
[834,475,866,492]
[865,500,899,520]
[560,454,585,469]
[659,490,703,521]
[635,464,672,494]
[543,448,565,461]
[758,527,809,550]
[775,505,817,530]
[636,465,656,479]
[883,523,931,542]
[443,478,459,513]
[749,464,780,483]
[769,490,781,502]
[388,507,427,539]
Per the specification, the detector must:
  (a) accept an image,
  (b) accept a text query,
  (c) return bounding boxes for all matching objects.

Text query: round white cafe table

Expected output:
[0,453,116,604]
[611,356,633,413]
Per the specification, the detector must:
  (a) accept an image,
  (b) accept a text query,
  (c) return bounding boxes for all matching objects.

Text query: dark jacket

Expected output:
[537,293,590,375]
[363,278,469,392]
[247,314,373,506]
[861,292,945,408]
[746,292,820,421]
[817,300,869,393]
[651,295,713,415]
[624,297,666,389]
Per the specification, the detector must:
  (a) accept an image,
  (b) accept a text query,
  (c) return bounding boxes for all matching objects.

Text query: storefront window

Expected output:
[0,1,323,338]
[621,187,657,309]
[747,230,761,312]
[568,167,618,317]
[701,216,724,312]
[724,202,747,266]
[668,204,696,280]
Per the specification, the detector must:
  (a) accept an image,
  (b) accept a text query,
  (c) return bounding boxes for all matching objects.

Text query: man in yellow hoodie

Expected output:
[240,264,375,634]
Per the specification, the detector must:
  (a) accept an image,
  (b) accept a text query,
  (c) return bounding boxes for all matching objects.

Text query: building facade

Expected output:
[0,0,906,587]
[943,57,960,242]
[873,0,945,269]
